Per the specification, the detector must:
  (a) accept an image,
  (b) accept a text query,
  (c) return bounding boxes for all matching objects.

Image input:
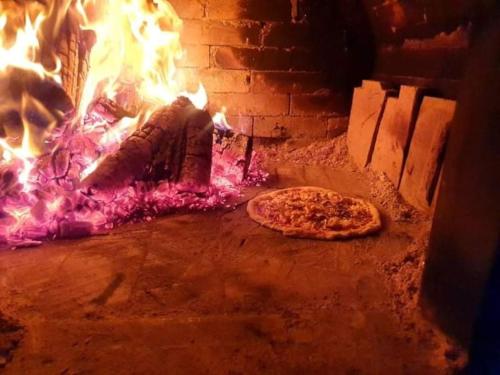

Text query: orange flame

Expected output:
[0,0,217,192]
[78,0,207,117]
[0,3,62,82]
[0,2,65,189]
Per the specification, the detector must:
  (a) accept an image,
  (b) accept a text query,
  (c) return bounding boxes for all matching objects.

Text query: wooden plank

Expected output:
[430,165,444,214]
[347,80,389,169]
[399,96,456,210]
[371,86,422,187]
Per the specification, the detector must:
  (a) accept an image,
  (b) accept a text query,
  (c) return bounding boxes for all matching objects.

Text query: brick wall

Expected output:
[357,0,496,98]
[169,1,494,138]
[171,0,351,139]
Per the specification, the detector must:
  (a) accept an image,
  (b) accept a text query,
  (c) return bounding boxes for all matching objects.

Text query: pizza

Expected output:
[247,187,382,240]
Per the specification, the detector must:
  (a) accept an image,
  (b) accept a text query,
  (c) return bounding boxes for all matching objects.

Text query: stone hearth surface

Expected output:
[0,164,457,374]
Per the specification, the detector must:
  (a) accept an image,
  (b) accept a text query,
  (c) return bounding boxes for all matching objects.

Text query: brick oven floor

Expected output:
[0,164,454,374]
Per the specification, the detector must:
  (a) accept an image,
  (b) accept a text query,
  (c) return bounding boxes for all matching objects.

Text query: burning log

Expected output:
[55,9,95,108]
[0,68,74,116]
[82,97,214,191]
[178,109,213,192]
[0,67,74,151]
[214,133,254,183]
[2,1,95,110]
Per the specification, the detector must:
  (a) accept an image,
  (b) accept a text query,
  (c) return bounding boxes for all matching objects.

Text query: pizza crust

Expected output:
[247,187,382,240]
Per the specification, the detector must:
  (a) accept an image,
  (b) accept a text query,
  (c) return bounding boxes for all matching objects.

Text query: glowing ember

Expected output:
[0,1,265,248]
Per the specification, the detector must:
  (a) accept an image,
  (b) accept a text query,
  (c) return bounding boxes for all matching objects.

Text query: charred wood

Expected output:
[83,97,214,191]
[55,12,95,108]
[58,221,93,239]
[215,133,253,183]
[178,109,213,192]
[0,167,22,197]
[0,68,73,150]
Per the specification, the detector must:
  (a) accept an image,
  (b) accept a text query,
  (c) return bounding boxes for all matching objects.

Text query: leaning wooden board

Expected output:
[399,97,456,211]
[347,80,389,169]
[371,86,422,187]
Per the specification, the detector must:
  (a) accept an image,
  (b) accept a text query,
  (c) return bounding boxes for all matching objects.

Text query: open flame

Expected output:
[77,0,201,117]
[0,0,261,248]
[0,6,61,83]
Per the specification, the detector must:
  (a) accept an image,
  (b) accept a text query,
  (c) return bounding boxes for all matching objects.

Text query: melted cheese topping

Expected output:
[255,189,373,232]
